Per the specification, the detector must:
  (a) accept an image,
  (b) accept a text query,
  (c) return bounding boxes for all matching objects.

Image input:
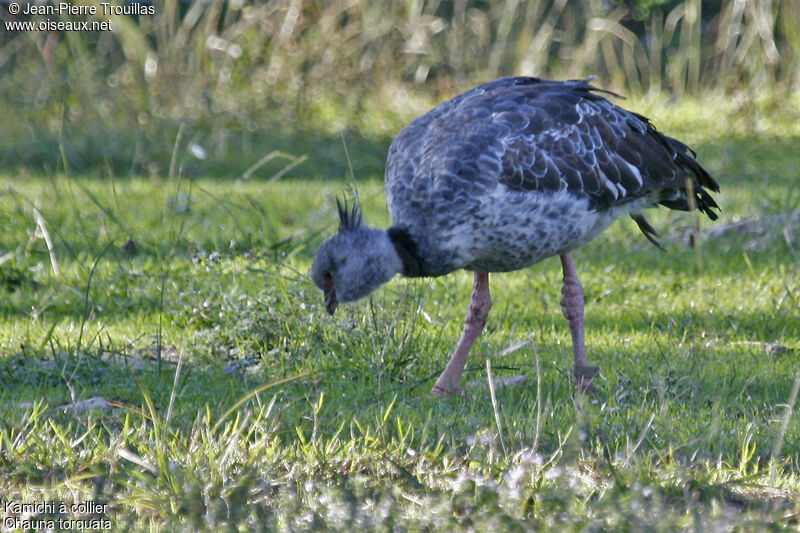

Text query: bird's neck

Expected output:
[386,226,424,278]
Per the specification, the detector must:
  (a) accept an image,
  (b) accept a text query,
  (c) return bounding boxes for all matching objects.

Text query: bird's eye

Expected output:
[324,271,333,280]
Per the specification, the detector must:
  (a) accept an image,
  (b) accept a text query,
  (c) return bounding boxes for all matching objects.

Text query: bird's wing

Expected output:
[389,77,719,221]
[496,79,719,218]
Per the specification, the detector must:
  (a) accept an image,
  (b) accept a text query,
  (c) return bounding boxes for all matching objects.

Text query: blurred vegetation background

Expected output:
[1,0,799,177]
[2,4,800,529]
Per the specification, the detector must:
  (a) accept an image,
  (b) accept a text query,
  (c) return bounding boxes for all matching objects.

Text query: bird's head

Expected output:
[311,201,403,315]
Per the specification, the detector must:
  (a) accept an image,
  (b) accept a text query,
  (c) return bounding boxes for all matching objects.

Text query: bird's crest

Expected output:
[337,198,362,233]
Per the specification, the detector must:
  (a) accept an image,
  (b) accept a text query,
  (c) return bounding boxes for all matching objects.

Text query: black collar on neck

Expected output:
[387,226,423,277]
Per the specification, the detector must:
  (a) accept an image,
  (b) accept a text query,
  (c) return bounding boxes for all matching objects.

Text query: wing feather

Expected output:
[385,77,720,235]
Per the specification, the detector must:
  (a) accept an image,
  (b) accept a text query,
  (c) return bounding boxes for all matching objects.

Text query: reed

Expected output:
[1,1,798,172]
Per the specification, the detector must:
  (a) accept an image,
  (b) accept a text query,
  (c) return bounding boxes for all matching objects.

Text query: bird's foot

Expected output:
[573,364,600,393]
[432,369,467,398]
[431,384,463,398]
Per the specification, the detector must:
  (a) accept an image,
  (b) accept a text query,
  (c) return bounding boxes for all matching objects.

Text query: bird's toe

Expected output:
[575,377,596,394]
[573,364,600,394]
[431,384,463,398]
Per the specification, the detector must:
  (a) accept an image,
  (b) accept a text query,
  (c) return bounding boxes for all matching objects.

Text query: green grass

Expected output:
[1,99,799,531]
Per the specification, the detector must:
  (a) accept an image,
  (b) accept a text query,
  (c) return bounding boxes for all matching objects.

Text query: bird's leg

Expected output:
[432,272,491,396]
[559,253,599,392]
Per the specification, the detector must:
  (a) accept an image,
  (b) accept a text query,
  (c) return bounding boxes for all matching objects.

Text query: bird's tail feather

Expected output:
[631,213,666,251]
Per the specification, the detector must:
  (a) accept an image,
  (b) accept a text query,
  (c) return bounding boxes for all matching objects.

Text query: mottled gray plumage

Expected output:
[384,76,719,275]
[312,76,721,395]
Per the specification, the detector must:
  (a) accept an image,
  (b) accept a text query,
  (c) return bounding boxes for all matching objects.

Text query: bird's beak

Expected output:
[324,277,338,315]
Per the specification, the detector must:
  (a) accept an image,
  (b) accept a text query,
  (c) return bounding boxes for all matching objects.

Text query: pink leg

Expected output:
[432,272,491,396]
[560,253,599,392]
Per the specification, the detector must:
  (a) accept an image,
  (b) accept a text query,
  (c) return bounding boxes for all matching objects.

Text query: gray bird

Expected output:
[312,77,719,396]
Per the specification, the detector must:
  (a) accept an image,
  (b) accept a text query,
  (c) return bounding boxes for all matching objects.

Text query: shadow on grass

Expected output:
[0,348,303,422]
